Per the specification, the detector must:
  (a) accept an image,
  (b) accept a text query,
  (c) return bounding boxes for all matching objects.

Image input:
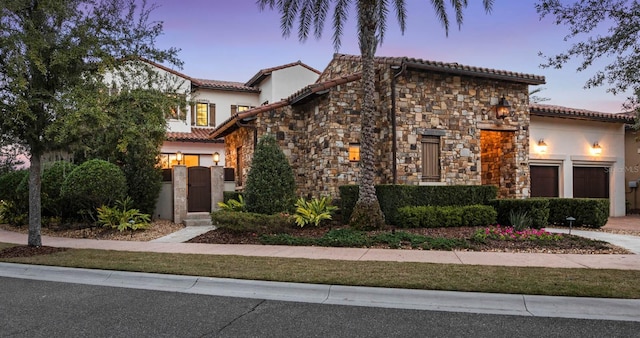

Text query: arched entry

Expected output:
[187,166,211,212]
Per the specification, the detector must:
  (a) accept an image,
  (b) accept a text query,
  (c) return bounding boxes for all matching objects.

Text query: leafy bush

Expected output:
[244,134,296,214]
[218,195,245,212]
[490,198,549,229]
[509,210,533,231]
[97,197,151,232]
[294,196,338,227]
[61,159,127,220]
[223,191,244,203]
[0,200,27,226]
[0,169,28,202]
[547,198,609,228]
[339,185,498,225]
[41,161,77,217]
[395,205,497,228]
[120,152,162,215]
[210,210,293,234]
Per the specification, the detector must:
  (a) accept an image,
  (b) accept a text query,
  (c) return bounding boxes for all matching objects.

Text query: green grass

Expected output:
[1,243,639,299]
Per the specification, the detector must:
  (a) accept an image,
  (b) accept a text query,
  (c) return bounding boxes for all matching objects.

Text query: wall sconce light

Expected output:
[592,142,602,155]
[494,96,513,119]
[176,151,183,165]
[537,139,548,153]
[212,152,220,166]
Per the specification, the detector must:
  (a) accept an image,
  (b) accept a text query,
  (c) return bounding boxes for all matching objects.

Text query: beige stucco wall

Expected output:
[530,115,626,216]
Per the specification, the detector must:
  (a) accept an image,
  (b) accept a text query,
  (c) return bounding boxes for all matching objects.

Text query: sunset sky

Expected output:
[149,0,624,112]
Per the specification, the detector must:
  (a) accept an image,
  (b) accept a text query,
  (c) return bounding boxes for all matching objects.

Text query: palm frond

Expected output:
[332,0,351,50]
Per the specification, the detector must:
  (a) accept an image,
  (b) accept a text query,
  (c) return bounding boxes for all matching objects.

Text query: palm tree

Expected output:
[257,0,494,229]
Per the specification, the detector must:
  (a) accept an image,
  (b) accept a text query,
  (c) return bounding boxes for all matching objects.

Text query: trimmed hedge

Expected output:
[41,161,77,217]
[489,198,550,229]
[210,210,293,233]
[396,204,497,228]
[548,198,609,228]
[339,185,498,225]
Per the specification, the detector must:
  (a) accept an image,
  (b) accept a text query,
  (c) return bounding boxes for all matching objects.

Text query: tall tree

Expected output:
[257,0,493,228]
[536,0,640,99]
[0,0,181,246]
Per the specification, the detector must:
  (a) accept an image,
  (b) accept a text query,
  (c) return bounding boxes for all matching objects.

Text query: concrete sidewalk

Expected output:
[2,225,640,323]
[2,228,640,270]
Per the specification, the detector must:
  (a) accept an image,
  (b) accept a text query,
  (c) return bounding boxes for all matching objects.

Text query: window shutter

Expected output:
[421,136,440,181]
[190,103,195,126]
[209,103,216,126]
[231,105,237,115]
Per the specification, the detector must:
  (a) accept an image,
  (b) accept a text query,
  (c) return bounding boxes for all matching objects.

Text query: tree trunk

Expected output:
[349,0,385,229]
[28,152,42,247]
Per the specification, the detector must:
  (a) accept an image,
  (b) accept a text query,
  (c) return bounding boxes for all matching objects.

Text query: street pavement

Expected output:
[1,217,640,323]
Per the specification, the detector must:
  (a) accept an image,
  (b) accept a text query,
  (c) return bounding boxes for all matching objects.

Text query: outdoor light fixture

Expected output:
[592,142,602,155]
[176,151,183,165]
[494,96,513,119]
[212,152,220,166]
[537,139,548,153]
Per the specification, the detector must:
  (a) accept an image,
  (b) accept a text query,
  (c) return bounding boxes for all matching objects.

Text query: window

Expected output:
[159,153,200,168]
[421,136,440,181]
[231,105,253,115]
[349,144,360,162]
[167,94,186,120]
[195,103,208,126]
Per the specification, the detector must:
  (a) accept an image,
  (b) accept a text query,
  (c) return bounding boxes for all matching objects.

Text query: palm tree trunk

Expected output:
[349,0,385,229]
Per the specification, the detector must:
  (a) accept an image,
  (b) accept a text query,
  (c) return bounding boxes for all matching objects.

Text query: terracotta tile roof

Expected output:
[192,79,260,93]
[125,56,195,82]
[530,103,635,123]
[167,128,223,143]
[330,54,546,85]
[209,100,290,140]
[245,61,321,87]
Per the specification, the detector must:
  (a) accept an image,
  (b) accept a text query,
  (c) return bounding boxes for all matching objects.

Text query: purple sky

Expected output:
[148,0,626,113]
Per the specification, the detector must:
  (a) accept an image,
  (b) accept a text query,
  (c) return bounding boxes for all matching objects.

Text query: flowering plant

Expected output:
[473,225,562,241]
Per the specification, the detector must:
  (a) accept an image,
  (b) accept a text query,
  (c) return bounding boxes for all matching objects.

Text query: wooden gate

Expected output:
[187,166,211,212]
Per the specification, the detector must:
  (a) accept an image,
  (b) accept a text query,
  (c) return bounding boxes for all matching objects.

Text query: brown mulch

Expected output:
[187,225,631,255]
[0,245,68,258]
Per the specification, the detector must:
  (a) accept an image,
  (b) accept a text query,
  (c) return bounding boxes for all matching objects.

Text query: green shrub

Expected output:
[97,196,151,232]
[61,159,127,220]
[509,210,533,231]
[121,152,162,215]
[223,191,244,203]
[0,200,27,226]
[210,210,293,234]
[490,198,549,229]
[244,134,296,214]
[218,195,246,212]
[339,185,498,225]
[41,161,77,217]
[0,169,28,202]
[547,198,609,228]
[396,204,496,228]
[294,196,338,227]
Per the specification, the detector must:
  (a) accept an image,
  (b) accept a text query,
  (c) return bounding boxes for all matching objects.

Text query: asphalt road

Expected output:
[1,277,639,338]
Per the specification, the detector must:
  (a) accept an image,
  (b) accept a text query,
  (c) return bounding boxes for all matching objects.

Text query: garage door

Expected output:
[530,166,559,197]
[573,167,609,198]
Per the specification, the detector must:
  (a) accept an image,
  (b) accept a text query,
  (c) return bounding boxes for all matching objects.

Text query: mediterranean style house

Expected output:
[138,59,321,170]
[209,53,632,217]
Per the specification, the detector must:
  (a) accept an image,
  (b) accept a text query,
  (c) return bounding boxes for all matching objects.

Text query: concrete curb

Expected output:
[2,262,639,322]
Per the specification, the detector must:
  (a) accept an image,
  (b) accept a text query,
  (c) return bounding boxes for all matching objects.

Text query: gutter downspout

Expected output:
[391,63,406,184]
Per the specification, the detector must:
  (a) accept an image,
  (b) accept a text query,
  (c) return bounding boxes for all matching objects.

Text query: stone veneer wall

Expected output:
[223,127,255,190]
[224,57,532,199]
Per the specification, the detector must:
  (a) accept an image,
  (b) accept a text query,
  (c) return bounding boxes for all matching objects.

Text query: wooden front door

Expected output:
[187,166,211,212]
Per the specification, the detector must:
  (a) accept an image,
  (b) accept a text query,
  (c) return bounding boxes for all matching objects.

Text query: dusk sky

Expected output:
[148,0,626,113]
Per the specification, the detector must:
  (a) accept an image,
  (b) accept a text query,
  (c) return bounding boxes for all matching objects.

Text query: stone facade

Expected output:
[222,55,536,199]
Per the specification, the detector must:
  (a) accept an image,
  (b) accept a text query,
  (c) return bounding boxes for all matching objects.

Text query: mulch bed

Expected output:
[187,225,630,254]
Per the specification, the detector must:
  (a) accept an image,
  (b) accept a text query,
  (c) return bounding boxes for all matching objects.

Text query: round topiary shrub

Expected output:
[61,159,127,220]
[244,134,296,215]
[41,161,77,217]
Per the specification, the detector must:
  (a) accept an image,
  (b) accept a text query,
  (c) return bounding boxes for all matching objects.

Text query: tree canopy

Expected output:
[0,0,182,245]
[537,0,640,99]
